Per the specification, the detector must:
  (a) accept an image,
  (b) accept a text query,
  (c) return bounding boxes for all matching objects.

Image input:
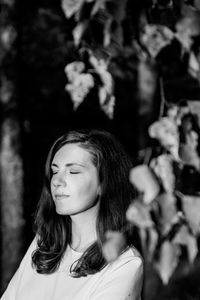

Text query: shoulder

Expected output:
[114,245,143,265]
[105,246,143,279]
[89,247,143,300]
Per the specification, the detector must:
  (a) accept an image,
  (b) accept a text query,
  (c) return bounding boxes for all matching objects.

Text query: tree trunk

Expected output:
[0,0,24,294]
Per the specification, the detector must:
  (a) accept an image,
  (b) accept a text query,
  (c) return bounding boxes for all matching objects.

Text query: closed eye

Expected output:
[51,167,58,175]
[70,171,81,174]
[52,171,58,175]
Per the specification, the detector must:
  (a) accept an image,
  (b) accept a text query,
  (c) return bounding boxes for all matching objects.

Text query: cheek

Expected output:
[50,181,54,196]
[76,178,98,199]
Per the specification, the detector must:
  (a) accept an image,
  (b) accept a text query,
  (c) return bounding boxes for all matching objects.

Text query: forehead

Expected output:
[52,143,93,165]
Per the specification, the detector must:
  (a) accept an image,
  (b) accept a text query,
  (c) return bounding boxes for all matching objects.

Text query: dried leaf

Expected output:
[188,52,200,79]
[126,201,154,228]
[89,54,115,118]
[140,24,174,58]
[137,61,157,106]
[179,141,200,170]
[72,21,88,46]
[176,6,200,50]
[150,155,175,193]
[91,0,106,16]
[173,225,198,263]
[99,91,115,119]
[182,195,200,235]
[157,193,177,235]
[61,0,85,19]
[102,231,126,263]
[188,101,200,127]
[155,241,180,284]
[129,165,160,204]
[149,118,179,160]
[147,228,159,261]
[65,73,94,109]
[103,18,112,47]
[64,61,85,82]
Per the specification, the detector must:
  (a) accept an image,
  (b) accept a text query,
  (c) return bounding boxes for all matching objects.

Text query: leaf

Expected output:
[91,0,106,16]
[146,228,159,261]
[72,21,89,46]
[173,225,198,263]
[176,5,200,50]
[157,193,177,235]
[182,195,200,235]
[188,101,200,128]
[155,241,180,284]
[103,18,112,47]
[64,61,85,82]
[99,91,115,119]
[129,165,160,204]
[140,24,174,58]
[126,201,154,228]
[61,0,85,19]
[89,53,115,118]
[102,231,126,263]
[150,155,175,193]
[188,52,200,80]
[65,73,94,109]
[179,142,200,170]
[149,118,179,160]
[138,228,158,259]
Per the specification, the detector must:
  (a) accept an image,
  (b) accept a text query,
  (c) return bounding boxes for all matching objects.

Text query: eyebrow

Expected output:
[51,163,85,168]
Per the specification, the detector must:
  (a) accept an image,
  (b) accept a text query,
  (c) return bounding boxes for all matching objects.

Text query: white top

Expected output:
[1,238,143,300]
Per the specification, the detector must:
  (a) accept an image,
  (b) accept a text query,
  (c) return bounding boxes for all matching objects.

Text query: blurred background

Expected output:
[1,0,200,299]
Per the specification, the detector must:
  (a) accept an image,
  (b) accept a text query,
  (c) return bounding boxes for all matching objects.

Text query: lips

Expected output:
[54,194,70,200]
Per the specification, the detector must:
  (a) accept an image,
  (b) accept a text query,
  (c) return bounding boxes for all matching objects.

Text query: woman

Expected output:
[1,129,143,300]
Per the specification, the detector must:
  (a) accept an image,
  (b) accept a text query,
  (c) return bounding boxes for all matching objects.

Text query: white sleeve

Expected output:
[89,255,143,300]
[0,238,37,300]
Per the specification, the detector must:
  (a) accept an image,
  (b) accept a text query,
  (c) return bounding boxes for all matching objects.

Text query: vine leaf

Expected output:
[140,24,174,58]
[91,0,106,16]
[129,165,160,204]
[72,21,88,46]
[61,0,85,19]
[182,195,200,235]
[155,241,180,284]
[173,225,198,263]
[141,228,158,261]
[126,201,154,228]
[150,155,175,193]
[102,231,126,263]
[176,5,200,50]
[157,193,177,236]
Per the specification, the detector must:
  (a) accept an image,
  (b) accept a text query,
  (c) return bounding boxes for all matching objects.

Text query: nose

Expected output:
[52,171,67,187]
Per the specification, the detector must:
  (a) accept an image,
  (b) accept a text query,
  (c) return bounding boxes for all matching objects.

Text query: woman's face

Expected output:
[50,143,101,216]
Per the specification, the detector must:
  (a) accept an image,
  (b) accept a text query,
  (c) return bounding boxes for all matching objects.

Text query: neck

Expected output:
[70,202,99,252]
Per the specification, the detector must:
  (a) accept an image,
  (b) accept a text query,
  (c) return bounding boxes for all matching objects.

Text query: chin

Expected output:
[55,208,69,215]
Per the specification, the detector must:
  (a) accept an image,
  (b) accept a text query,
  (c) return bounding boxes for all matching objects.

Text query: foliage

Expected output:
[129,101,200,284]
[64,51,115,118]
[61,0,200,291]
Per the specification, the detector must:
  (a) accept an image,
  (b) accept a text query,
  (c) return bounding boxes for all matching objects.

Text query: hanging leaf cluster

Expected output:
[128,101,200,284]
[61,0,200,286]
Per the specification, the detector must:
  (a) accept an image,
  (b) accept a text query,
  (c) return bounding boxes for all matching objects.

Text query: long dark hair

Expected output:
[32,129,135,277]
